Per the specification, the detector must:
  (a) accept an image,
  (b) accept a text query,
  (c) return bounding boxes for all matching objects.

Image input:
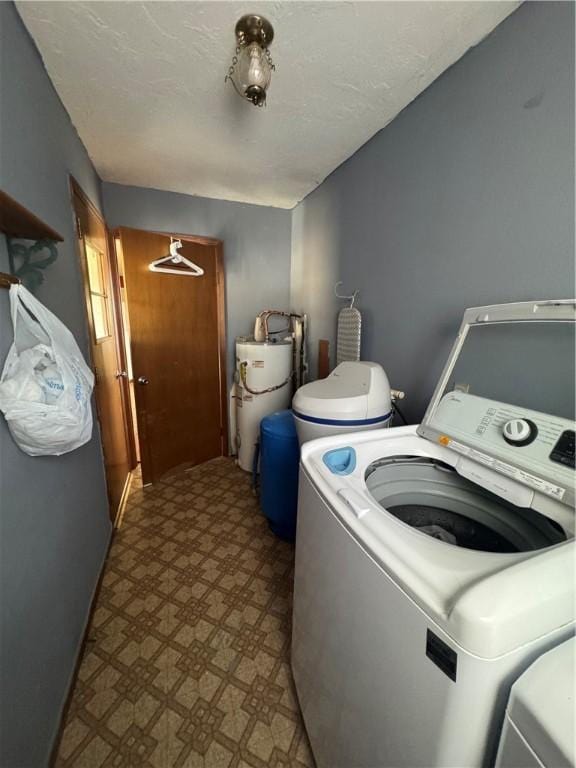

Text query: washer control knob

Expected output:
[503,418,537,446]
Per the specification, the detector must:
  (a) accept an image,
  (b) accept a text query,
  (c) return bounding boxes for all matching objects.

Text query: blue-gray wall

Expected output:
[291,1,575,421]
[102,182,293,380]
[0,5,110,766]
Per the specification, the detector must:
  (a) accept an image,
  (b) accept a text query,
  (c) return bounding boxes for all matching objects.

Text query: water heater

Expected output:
[235,338,292,472]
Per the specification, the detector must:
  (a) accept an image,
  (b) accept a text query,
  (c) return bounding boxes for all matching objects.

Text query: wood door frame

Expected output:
[106,230,139,469]
[69,178,138,496]
[112,226,229,459]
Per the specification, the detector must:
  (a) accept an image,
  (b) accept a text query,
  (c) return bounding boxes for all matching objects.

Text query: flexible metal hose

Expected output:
[239,360,291,395]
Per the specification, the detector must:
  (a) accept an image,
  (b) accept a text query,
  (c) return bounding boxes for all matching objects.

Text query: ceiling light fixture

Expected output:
[225,14,275,107]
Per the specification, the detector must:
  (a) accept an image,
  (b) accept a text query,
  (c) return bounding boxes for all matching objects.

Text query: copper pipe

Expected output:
[257,309,304,343]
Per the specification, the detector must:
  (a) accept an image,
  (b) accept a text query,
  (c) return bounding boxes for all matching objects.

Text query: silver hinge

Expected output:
[75,216,82,239]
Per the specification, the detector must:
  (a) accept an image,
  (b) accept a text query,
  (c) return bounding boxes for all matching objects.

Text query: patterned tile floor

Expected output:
[56,458,314,768]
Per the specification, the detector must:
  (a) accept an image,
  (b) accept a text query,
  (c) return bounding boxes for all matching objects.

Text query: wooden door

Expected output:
[71,180,135,521]
[116,227,226,484]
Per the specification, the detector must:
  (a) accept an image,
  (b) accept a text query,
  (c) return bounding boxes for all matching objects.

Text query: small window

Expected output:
[85,241,110,341]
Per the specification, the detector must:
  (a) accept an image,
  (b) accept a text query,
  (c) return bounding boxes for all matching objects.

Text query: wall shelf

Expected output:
[0,189,63,291]
[0,189,64,241]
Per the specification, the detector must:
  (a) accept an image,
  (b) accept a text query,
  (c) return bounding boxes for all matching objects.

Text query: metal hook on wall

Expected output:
[334,281,359,309]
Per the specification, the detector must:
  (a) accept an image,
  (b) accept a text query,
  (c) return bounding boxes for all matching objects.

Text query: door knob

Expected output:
[137,376,149,385]
[115,370,128,379]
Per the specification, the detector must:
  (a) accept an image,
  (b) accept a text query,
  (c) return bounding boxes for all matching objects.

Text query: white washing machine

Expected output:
[495,637,575,768]
[292,300,575,768]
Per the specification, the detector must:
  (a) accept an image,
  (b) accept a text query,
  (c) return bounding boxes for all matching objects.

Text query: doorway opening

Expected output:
[113,236,140,465]
[110,227,228,486]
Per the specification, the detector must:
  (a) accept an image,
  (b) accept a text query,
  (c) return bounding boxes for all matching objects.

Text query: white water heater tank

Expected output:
[235,338,292,472]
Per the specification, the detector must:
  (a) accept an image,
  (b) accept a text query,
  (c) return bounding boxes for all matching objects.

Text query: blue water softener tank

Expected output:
[260,409,300,541]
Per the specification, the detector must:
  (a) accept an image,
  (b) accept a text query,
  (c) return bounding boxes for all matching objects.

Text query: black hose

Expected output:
[252,440,260,496]
[393,401,409,425]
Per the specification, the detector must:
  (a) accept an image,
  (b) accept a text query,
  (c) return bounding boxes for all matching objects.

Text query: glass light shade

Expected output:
[234,42,271,105]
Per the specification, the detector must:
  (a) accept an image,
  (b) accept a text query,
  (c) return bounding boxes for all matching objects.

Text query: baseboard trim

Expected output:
[48,525,114,767]
[114,470,134,530]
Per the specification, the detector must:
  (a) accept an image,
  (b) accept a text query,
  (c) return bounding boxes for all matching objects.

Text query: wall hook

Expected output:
[334,281,359,309]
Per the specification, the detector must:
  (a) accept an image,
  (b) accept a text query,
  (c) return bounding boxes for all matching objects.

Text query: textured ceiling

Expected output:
[17,1,519,209]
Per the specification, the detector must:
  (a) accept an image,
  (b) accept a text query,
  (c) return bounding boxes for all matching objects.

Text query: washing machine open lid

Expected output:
[417,300,576,521]
[293,361,392,421]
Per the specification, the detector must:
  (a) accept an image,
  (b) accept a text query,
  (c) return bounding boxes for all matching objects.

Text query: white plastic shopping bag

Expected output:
[0,284,94,455]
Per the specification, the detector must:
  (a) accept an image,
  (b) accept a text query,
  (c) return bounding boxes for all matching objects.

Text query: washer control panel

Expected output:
[503,418,537,446]
[550,430,575,469]
[427,392,574,504]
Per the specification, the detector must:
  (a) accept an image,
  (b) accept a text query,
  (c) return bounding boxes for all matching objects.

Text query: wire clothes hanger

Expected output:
[149,238,204,276]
